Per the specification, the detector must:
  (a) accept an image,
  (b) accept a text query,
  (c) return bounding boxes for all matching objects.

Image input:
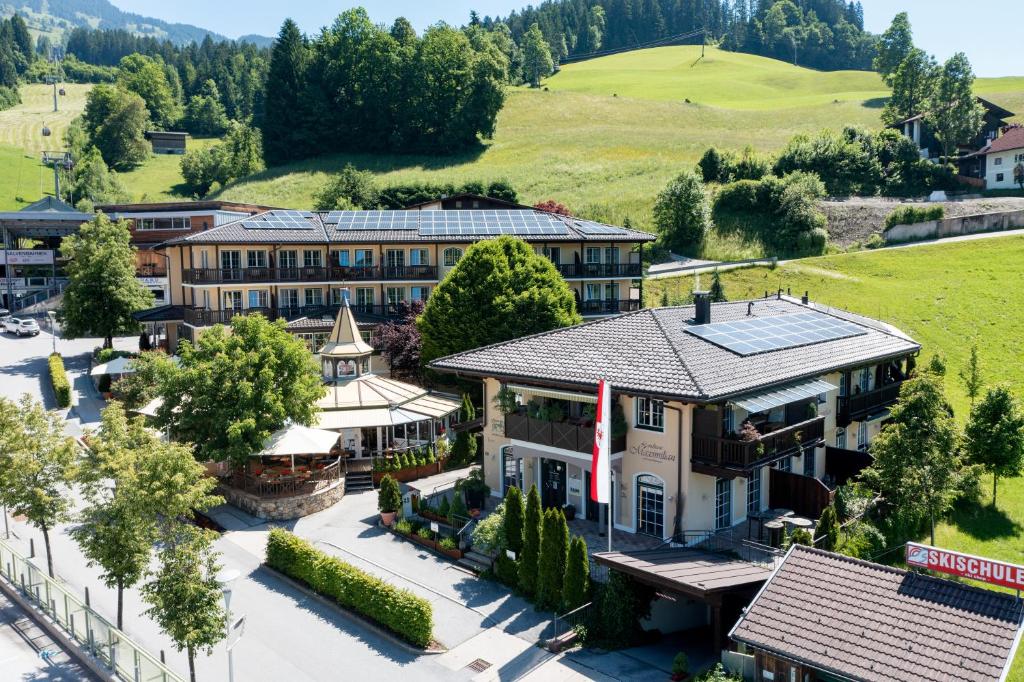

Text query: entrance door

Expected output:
[583,471,615,523]
[540,458,567,509]
[636,474,665,537]
[502,446,522,494]
[715,478,732,530]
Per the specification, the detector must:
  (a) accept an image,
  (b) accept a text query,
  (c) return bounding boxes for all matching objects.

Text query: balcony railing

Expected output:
[504,412,626,454]
[557,263,643,278]
[836,381,903,426]
[182,265,438,284]
[692,416,826,471]
[136,264,167,277]
[579,299,641,315]
[183,303,406,327]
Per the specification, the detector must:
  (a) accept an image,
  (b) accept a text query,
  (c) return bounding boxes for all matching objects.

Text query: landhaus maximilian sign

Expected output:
[906,542,1024,591]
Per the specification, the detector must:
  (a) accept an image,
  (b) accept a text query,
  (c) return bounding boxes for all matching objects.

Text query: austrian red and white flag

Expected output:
[591,379,611,504]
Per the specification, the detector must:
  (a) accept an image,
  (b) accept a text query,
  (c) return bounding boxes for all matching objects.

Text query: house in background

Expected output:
[894,97,1015,163]
[144,131,189,154]
[979,125,1024,190]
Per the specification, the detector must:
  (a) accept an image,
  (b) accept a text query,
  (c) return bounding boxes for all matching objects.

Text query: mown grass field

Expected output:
[217,46,1021,228]
[647,235,1024,678]
[0,83,207,208]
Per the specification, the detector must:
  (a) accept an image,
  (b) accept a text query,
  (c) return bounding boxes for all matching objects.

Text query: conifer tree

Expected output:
[815,504,840,551]
[261,19,310,165]
[562,535,590,611]
[503,485,525,554]
[537,508,569,610]
[519,484,542,596]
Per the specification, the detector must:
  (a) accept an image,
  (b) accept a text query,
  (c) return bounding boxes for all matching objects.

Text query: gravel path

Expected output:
[821,196,1024,247]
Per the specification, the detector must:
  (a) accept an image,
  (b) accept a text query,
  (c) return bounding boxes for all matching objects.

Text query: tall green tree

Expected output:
[142,524,225,682]
[709,270,727,302]
[0,396,78,578]
[958,344,984,409]
[881,48,938,125]
[59,213,154,348]
[861,373,970,545]
[653,170,712,255]
[157,314,325,466]
[82,84,151,171]
[182,79,229,136]
[562,535,590,611]
[873,12,913,83]
[262,19,310,165]
[65,146,130,207]
[503,485,525,554]
[926,53,985,160]
[964,385,1024,506]
[519,484,542,597]
[116,54,181,128]
[521,23,553,86]
[536,508,569,610]
[419,236,580,364]
[815,504,840,551]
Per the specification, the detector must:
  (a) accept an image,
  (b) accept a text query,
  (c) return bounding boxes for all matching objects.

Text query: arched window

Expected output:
[636,474,664,537]
[443,247,463,267]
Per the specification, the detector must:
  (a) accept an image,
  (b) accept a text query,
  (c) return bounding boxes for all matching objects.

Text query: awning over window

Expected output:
[509,384,597,405]
[731,378,837,414]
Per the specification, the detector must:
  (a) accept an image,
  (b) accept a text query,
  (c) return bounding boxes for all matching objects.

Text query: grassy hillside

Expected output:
[0,83,205,208]
[217,46,1021,231]
[646,235,1024,679]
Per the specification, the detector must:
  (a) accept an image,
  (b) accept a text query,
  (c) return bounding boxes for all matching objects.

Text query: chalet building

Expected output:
[894,97,1015,164]
[97,201,274,306]
[429,293,919,542]
[139,208,654,351]
[730,545,1024,682]
[978,125,1024,190]
[144,131,189,154]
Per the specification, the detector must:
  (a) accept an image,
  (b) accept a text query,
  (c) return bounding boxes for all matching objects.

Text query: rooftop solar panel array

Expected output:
[685,311,867,356]
[325,211,420,229]
[417,210,571,237]
[243,210,316,230]
[575,221,628,236]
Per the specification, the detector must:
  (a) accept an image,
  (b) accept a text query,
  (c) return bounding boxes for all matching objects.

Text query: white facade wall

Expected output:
[985,148,1024,190]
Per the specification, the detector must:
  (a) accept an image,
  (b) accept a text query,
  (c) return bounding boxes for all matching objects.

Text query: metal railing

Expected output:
[549,601,594,642]
[692,416,826,470]
[230,458,343,498]
[836,382,903,425]
[556,263,642,278]
[0,536,183,682]
[182,265,438,284]
[578,299,642,315]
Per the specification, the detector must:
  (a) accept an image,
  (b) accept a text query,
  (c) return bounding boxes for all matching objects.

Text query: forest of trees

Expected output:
[487,0,876,71]
[260,10,509,165]
[0,14,34,109]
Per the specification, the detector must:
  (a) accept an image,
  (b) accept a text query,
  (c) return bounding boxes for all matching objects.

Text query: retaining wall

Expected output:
[217,479,346,520]
[884,209,1024,243]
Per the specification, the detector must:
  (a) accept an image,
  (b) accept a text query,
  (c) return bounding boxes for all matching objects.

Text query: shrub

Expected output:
[313,164,380,210]
[697,146,733,183]
[837,521,887,560]
[377,475,401,514]
[591,570,655,648]
[519,484,543,597]
[266,529,432,647]
[450,431,477,468]
[884,205,944,230]
[562,536,590,611]
[97,373,112,393]
[672,653,689,677]
[653,170,712,255]
[450,494,468,523]
[495,552,519,586]
[395,519,413,535]
[438,497,450,519]
[417,526,432,540]
[503,486,525,554]
[774,128,881,196]
[815,504,840,551]
[536,508,569,610]
[733,146,771,181]
[714,180,761,213]
[48,354,71,408]
[438,536,457,551]
[471,503,505,552]
[787,528,813,547]
[865,232,886,249]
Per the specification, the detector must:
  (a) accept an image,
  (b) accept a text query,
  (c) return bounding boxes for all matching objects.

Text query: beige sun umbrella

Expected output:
[258,423,341,471]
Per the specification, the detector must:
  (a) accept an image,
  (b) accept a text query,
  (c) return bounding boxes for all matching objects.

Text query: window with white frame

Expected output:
[386,287,405,305]
[355,249,374,266]
[774,456,792,473]
[443,247,462,267]
[247,290,269,309]
[330,288,350,305]
[994,157,1003,166]
[635,397,664,431]
[803,447,816,477]
[585,283,602,300]
[584,247,602,264]
[223,291,242,310]
[136,217,191,230]
[335,250,350,266]
[279,288,298,309]
[857,421,868,451]
[746,468,761,514]
[246,250,266,268]
[410,286,429,302]
[386,249,405,268]
[278,250,297,269]
[835,427,847,449]
[304,288,323,306]
[723,406,736,434]
[715,478,732,530]
[410,248,429,266]
[303,250,322,268]
[355,288,375,309]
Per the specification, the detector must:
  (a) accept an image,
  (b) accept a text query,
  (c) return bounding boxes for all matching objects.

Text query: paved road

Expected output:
[0,589,98,681]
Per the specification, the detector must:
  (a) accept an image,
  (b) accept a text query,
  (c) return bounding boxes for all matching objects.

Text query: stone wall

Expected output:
[884,209,1024,243]
[217,479,346,520]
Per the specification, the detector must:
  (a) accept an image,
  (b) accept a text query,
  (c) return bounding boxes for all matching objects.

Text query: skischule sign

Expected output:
[906,542,1024,591]
[629,442,675,463]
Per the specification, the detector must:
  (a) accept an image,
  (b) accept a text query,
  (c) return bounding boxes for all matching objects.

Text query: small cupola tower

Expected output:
[319,299,374,381]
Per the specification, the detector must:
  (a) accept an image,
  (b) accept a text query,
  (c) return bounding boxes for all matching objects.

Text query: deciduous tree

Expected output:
[653,170,711,255]
[873,12,913,83]
[82,84,150,171]
[157,314,325,466]
[377,300,424,380]
[0,396,77,577]
[521,23,553,86]
[927,53,985,160]
[117,54,181,128]
[59,213,154,348]
[964,385,1024,506]
[881,48,938,125]
[958,344,984,408]
[419,236,580,364]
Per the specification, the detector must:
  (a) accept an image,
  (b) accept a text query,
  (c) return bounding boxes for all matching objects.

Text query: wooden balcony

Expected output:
[181,264,437,285]
[579,299,642,315]
[836,381,903,426]
[557,263,643,278]
[692,416,826,474]
[183,303,405,327]
[505,412,626,454]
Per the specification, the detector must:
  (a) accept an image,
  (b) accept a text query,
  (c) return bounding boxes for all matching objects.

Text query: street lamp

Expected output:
[216,568,242,682]
[46,310,57,354]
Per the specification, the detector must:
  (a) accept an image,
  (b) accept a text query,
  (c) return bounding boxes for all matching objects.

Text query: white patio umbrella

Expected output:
[258,423,341,471]
[90,355,136,376]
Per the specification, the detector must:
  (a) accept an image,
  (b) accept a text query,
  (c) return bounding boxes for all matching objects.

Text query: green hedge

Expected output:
[884,205,945,230]
[48,354,71,408]
[265,529,433,647]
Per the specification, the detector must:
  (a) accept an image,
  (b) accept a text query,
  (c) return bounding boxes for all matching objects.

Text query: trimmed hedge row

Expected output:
[48,354,71,408]
[265,528,433,647]
[884,205,945,230]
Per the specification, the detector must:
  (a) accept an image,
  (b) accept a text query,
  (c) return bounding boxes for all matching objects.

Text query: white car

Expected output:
[4,317,40,336]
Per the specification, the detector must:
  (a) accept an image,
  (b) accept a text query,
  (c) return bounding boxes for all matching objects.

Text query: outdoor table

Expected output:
[763,519,786,548]
[749,508,795,542]
[784,516,813,529]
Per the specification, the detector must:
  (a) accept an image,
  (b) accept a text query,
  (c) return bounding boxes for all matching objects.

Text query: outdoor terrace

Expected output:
[183,303,404,327]
[578,299,641,315]
[556,263,643,278]
[691,416,825,473]
[836,380,903,426]
[505,410,627,454]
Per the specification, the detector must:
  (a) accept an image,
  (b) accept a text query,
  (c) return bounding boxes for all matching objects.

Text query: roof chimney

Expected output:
[693,291,712,325]
[801,291,809,304]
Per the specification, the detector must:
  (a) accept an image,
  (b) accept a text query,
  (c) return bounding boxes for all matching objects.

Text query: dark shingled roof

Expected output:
[161,209,656,246]
[730,545,1024,682]
[430,297,919,402]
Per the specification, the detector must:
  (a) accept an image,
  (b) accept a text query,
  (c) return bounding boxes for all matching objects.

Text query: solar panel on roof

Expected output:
[685,311,867,356]
[242,210,316,230]
[416,210,571,237]
[326,211,420,230]
[575,222,627,236]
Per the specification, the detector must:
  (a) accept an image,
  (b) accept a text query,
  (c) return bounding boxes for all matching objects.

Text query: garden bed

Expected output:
[372,460,443,485]
[391,520,463,560]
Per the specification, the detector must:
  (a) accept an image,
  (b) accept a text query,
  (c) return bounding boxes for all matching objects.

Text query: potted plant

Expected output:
[493,385,519,415]
[462,468,491,511]
[438,536,462,559]
[671,652,689,681]
[562,503,576,521]
[97,373,113,399]
[377,474,402,527]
